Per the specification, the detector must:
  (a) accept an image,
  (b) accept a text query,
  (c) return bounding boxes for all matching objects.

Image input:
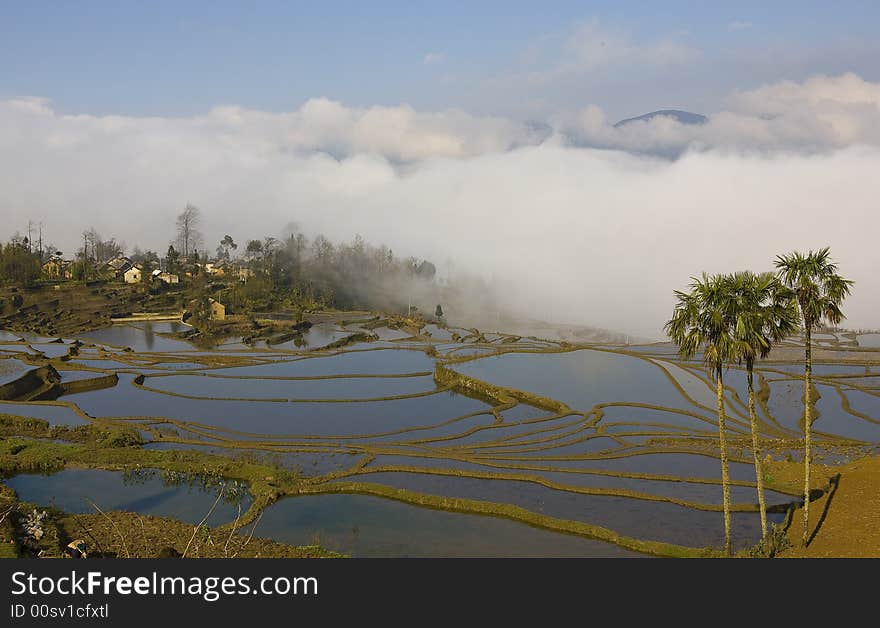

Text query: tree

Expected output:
[131,248,159,268]
[0,238,41,286]
[175,204,203,259]
[78,229,96,279]
[416,260,437,280]
[245,239,263,264]
[311,235,333,261]
[166,245,180,275]
[262,237,279,279]
[774,248,853,546]
[287,232,307,261]
[728,271,799,541]
[665,273,737,556]
[95,237,123,263]
[80,228,123,264]
[217,235,237,261]
[144,250,159,269]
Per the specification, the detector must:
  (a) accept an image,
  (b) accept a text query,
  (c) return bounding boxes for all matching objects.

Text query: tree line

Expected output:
[165,204,443,314]
[666,247,852,555]
[1,204,447,318]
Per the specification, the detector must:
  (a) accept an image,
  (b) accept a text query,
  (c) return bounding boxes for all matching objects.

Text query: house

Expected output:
[42,257,63,278]
[123,265,143,284]
[237,267,253,282]
[42,256,73,280]
[204,262,226,277]
[151,269,179,284]
[106,256,133,274]
[103,256,135,281]
[183,297,226,322]
[208,298,226,321]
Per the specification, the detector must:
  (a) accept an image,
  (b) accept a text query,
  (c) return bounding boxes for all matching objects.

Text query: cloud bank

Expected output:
[1,74,879,337]
[554,73,880,155]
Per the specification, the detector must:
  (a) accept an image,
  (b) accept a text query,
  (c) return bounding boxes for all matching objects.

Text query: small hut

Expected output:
[208,298,226,321]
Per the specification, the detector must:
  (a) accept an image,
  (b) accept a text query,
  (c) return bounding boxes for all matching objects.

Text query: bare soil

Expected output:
[771,455,880,557]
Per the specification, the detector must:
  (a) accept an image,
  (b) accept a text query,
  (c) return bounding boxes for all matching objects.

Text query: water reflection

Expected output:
[7,468,250,527]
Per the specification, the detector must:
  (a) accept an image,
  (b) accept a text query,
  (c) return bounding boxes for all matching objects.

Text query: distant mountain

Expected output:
[613,109,707,128]
[523,119,554,143]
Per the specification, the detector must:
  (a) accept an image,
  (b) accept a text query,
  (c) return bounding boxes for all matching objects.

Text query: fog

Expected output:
[2,74,879,338]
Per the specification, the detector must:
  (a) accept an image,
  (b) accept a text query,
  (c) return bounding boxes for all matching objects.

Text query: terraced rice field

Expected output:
[2,317,878,556]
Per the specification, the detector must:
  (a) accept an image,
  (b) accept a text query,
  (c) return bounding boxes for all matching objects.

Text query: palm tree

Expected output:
[774,248,853,546]
[728,271,799,540]
[665,273,738,556]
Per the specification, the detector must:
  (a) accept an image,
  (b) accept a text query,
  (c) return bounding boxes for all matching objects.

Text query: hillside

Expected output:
[0,283,184,337]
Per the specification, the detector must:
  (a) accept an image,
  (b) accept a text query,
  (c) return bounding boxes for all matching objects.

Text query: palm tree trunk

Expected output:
[803,325,813,546]
[716,364,732,556]
[746,361,768,540]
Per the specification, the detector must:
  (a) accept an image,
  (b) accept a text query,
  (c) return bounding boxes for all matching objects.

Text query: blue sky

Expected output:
[3,2,880,333]
[2,1,879,118]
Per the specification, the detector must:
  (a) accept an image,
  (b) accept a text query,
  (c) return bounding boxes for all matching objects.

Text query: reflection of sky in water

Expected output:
[257,493,641,557]
[0,357,30,385]
[7,468,249,527]
[457,349,703,413]
[858,333,880,348]
[145,373,437,400]
[58,369,109,382]
[79,325,195,353]
[350,471,775,551]
[63,373,488,435]
[2,319,875,557]
[811,385,880,442]
[0,401,89,426]
[202,349,434,377]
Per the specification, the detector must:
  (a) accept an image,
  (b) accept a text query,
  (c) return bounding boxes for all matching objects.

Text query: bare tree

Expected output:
[96,238,124,263]
[175,204,203,259]
[79,228,123,265]
[81,229,98,262]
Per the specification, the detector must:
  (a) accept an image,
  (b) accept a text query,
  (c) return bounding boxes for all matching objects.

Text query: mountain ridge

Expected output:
[614,109,707,128]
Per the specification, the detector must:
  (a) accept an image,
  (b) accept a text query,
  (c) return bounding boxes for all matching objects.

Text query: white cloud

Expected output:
[423,52,445,65]
[728,21,754,31]
[2,74,880,336]
[521,19,699,86]
[730,72,880,111]
[555,73,880,154]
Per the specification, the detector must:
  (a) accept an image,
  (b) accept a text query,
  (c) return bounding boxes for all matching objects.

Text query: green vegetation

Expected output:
[774,248,853,546]
[727,271,798,540]
[2,202,460,330]
[665,273,739,556]
[665,246,855,554]
[0,240,41,286]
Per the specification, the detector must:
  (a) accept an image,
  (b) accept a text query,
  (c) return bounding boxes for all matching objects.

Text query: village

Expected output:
[40,252,233,321]
[1,200,457,336]
[0,202,462,352]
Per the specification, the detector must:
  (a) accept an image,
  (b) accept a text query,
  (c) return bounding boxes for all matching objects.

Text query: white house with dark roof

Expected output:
[123,265,143,284]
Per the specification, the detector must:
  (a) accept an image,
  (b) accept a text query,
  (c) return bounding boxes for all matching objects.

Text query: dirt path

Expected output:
[776,455,880,557]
